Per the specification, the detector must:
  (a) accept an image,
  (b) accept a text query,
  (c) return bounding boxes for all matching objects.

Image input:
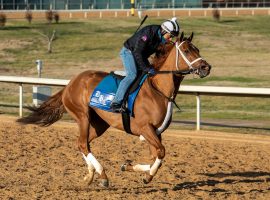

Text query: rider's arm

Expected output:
[133,36,150,71]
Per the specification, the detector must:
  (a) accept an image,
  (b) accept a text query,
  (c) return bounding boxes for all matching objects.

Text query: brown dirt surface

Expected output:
[0,115,270,200]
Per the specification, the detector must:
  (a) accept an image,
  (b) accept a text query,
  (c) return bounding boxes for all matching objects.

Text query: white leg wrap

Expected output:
[139,135,146,141]
[150,158,162,176]
[82,153,96,184]
[84,153,103,175]
[133,164,151,172]
[82,153,92,166]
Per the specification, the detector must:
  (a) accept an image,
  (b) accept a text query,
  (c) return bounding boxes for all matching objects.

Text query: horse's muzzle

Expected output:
[198,63,211,78]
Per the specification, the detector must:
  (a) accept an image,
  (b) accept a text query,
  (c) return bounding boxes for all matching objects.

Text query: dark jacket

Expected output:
[124,25,162,71]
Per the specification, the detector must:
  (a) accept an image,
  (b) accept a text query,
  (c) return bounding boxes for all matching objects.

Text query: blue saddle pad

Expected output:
[89,73,148,116]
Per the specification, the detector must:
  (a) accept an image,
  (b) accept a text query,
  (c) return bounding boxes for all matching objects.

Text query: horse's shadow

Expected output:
[173,171,270,191]
[201,171,270,178]
[68,171,269,194]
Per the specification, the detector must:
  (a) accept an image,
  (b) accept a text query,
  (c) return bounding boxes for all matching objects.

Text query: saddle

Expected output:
[111,71,146,94]
[89,71,148,117]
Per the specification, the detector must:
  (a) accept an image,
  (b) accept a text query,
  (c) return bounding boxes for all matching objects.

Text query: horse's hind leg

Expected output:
[79,110,111,187]
[67,109,97,185]
[63,93,109,187]
[83,110,110,187]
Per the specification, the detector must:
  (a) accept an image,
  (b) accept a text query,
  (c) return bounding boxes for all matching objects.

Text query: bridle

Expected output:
[149,40,205,109]
[155,40,204,76]
[175,41,203,74]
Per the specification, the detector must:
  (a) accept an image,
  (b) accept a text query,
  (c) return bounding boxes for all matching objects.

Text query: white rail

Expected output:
[0,76,69,86]
[1,76,270,130]
[179,85,270,130]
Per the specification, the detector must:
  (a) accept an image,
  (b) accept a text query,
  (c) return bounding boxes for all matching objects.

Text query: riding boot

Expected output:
[110,102,123,113]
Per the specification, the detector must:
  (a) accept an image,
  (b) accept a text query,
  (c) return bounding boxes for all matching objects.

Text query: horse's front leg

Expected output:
[121,125,165,184]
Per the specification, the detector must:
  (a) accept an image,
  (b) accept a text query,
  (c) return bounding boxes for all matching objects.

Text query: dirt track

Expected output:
[0,115,270,200]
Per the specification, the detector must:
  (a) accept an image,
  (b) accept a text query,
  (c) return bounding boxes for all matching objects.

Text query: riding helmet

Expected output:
[161,17,180,37]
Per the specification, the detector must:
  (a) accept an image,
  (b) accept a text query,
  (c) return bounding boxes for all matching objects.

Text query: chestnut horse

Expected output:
[17,32,211,187]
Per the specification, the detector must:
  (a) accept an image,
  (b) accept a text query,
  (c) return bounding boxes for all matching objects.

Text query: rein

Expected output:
[154,69,193,75]
[147,78,181,111]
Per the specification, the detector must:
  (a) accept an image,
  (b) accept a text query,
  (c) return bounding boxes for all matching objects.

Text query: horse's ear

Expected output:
[188,32,194,42]
[179,32,184,42]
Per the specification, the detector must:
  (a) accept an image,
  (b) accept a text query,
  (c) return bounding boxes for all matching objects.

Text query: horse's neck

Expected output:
[152,46,181,98]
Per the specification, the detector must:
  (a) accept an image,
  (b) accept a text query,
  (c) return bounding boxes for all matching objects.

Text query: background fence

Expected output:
[1,0,270,10]
[1,8,270,20]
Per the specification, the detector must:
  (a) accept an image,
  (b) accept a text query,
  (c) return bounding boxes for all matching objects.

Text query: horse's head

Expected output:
[175,32,211,78]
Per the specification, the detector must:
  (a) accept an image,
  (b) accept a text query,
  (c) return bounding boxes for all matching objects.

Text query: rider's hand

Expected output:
[148,68,156,76]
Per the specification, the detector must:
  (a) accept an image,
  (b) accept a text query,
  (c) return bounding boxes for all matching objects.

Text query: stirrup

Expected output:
[110,102,122,113]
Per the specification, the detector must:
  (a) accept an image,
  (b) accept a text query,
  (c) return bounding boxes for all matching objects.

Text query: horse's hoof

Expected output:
[143,178,149,184]
[120,164,127,171]
[143,174,153,184]
[99,179,109,188]
[121,160,133,171]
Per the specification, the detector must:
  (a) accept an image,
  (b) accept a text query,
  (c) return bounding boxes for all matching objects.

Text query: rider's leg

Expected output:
[111,47,137,108]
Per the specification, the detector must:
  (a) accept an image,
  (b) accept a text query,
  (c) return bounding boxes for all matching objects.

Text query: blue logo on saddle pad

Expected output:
[89,74,147,116]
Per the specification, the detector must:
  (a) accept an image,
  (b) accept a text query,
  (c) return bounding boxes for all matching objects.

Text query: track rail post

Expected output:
[19,83,23,117]
[196,93,201,131]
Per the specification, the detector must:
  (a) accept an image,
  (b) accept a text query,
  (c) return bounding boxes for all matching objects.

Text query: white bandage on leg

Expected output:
[150,158,162,176]
[82,153,95,171]
[82,153,95,183]
[139,135,146,141]
[82,153,91,166]
[133,164,151,172]
[86,153,103,175]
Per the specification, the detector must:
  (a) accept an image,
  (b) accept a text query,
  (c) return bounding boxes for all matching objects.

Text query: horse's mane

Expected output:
[151,43,175,70]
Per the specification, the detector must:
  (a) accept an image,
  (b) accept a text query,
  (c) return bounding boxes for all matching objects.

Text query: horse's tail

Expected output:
[16,89,66,126]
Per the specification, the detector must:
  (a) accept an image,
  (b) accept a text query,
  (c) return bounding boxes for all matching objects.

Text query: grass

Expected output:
[0,16,270,133]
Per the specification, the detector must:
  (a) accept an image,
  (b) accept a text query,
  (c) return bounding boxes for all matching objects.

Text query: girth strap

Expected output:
[122,111,132,134]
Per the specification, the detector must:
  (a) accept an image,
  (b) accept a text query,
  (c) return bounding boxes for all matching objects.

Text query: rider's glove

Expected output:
[147,68,156,76]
